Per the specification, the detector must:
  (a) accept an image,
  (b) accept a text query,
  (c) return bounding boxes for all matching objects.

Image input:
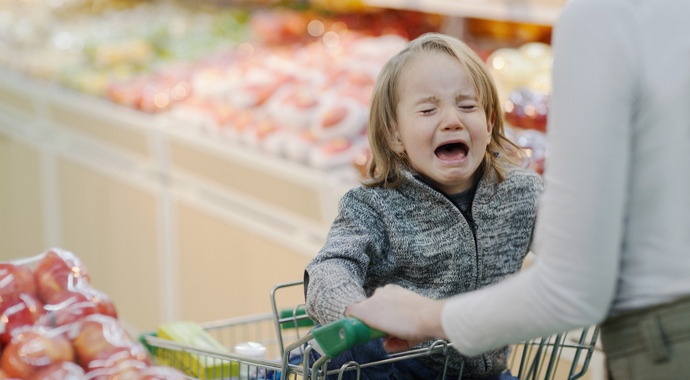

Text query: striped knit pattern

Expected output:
[305,166,544,378]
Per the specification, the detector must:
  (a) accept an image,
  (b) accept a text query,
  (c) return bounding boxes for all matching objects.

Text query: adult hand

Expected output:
[345,284,448,353]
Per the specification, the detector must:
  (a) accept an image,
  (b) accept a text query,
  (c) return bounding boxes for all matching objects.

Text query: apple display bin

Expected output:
[140,281,600,380]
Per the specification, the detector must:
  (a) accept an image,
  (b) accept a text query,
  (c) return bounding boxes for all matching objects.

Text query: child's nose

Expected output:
[440,111,463,131]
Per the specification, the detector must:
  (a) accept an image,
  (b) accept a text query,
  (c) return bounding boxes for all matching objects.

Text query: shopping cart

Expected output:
[140,281,600,380]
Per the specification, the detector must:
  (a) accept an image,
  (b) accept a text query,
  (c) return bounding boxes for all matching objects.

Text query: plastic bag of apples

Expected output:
[0,248,185,380]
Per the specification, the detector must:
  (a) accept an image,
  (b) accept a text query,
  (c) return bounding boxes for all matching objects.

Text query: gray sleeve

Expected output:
[305,188,385,325]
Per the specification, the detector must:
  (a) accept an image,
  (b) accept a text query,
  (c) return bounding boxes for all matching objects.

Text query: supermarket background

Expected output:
[0,0,603,378]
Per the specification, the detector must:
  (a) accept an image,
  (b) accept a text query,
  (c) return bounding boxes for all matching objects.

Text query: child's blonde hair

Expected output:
[366,33,522,188]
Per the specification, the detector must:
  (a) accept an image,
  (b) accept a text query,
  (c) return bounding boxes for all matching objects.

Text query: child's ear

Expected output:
[391,128,405,153]
[488,111,496,134]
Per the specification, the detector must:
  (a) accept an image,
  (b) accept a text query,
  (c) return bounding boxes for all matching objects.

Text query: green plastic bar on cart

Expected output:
[279,308,315,329]
[311,317,386,358]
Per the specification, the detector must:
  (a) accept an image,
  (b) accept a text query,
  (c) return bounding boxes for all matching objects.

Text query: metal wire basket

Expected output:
[140,281,599,380]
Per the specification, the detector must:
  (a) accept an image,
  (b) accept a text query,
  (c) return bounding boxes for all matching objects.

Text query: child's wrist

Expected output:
[419,299,448,340]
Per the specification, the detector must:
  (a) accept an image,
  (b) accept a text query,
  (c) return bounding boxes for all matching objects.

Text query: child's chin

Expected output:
[437,172,475,190]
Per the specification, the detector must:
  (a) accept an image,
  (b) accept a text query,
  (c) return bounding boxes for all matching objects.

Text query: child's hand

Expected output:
[345,284,448,353]
[382,336,423,353]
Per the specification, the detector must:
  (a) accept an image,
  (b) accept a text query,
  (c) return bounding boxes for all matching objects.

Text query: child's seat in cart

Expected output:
[140,281,600,380]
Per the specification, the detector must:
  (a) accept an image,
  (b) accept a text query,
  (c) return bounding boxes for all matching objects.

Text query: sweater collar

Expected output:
[401,166,496,205]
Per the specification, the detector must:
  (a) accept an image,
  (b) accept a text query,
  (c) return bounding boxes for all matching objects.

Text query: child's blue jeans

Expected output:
[307,337,517,380]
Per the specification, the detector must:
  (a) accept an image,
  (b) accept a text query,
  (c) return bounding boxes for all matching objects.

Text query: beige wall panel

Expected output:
[59,159,160,332]
[0,84,34,115]
[50,104,150,158]
[170,140,323,223]
[177,204,310,323]
[0,134,45,261]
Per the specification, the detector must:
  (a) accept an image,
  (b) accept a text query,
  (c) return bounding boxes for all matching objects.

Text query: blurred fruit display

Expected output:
[110,25,412,172]
[485,40,552,175]
[0,250,187,380]
[488,42,552,124]
[504,87,548,133]
[0,0,550,175]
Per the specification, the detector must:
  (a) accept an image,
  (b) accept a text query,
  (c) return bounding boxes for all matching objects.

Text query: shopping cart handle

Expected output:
[311,318,386,358]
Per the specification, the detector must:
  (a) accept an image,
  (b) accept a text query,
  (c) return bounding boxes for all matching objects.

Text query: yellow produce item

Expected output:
[158,321,238,379]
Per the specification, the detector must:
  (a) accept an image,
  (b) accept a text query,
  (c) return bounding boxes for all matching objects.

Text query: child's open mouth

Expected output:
[435,142,469,161]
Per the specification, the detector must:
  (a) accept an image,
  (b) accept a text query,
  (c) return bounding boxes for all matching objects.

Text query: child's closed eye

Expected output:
[420,108,436,114]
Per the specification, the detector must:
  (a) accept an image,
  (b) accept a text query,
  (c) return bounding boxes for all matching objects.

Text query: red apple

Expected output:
[31,361,85,380]
[320,138,352,155]
[0,293,22,322]
[72,315,149,371]
[0,327,75,379]
[45,288,117,327]
[0,293,46,346]
[45,292,98,327]
[504,88,549,133]
[321,106,348,128]
[82,343,150,373]
[0,264,37,300]
[76,288,117,319]
[285,91,318,109]
[0,369,22,380]
[86,357,149,380]
[34,249,91,303]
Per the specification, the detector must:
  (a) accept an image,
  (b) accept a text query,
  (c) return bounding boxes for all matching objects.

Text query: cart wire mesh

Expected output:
[141,281,599,380]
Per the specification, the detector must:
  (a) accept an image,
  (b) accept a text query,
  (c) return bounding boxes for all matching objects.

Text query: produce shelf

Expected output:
[0,82,34,116]
[49,102,152,159]
[0,68,353,259]
[363,0,565,26]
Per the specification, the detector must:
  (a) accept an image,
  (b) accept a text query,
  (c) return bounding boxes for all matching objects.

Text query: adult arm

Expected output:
[349,0,639,355]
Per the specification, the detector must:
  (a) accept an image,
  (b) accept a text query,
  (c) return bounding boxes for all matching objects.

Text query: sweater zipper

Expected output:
[442,193,481,291]
[469,203,480,291]
[412,174,482,290]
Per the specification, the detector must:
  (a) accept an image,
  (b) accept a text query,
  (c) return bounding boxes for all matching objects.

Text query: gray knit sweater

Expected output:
[305,166,544,378]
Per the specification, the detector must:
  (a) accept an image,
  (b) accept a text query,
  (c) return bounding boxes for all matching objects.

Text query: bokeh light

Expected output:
[308,20,325,36]
[237,42,254,58]
[154,93,169,108]
[323,31,339,48]
[331,21,348,35]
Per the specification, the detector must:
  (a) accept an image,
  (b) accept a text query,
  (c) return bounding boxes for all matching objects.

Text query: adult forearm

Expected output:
[441,257,616,356]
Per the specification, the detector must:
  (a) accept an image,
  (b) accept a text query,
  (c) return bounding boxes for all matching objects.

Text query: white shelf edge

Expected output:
[171,185,324,259]
[161,122,329,188]
[0,69,156,133]
[0,69,357,257]
[169,164,330,239]
[0,68,348,191]
[364,0,563,25]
